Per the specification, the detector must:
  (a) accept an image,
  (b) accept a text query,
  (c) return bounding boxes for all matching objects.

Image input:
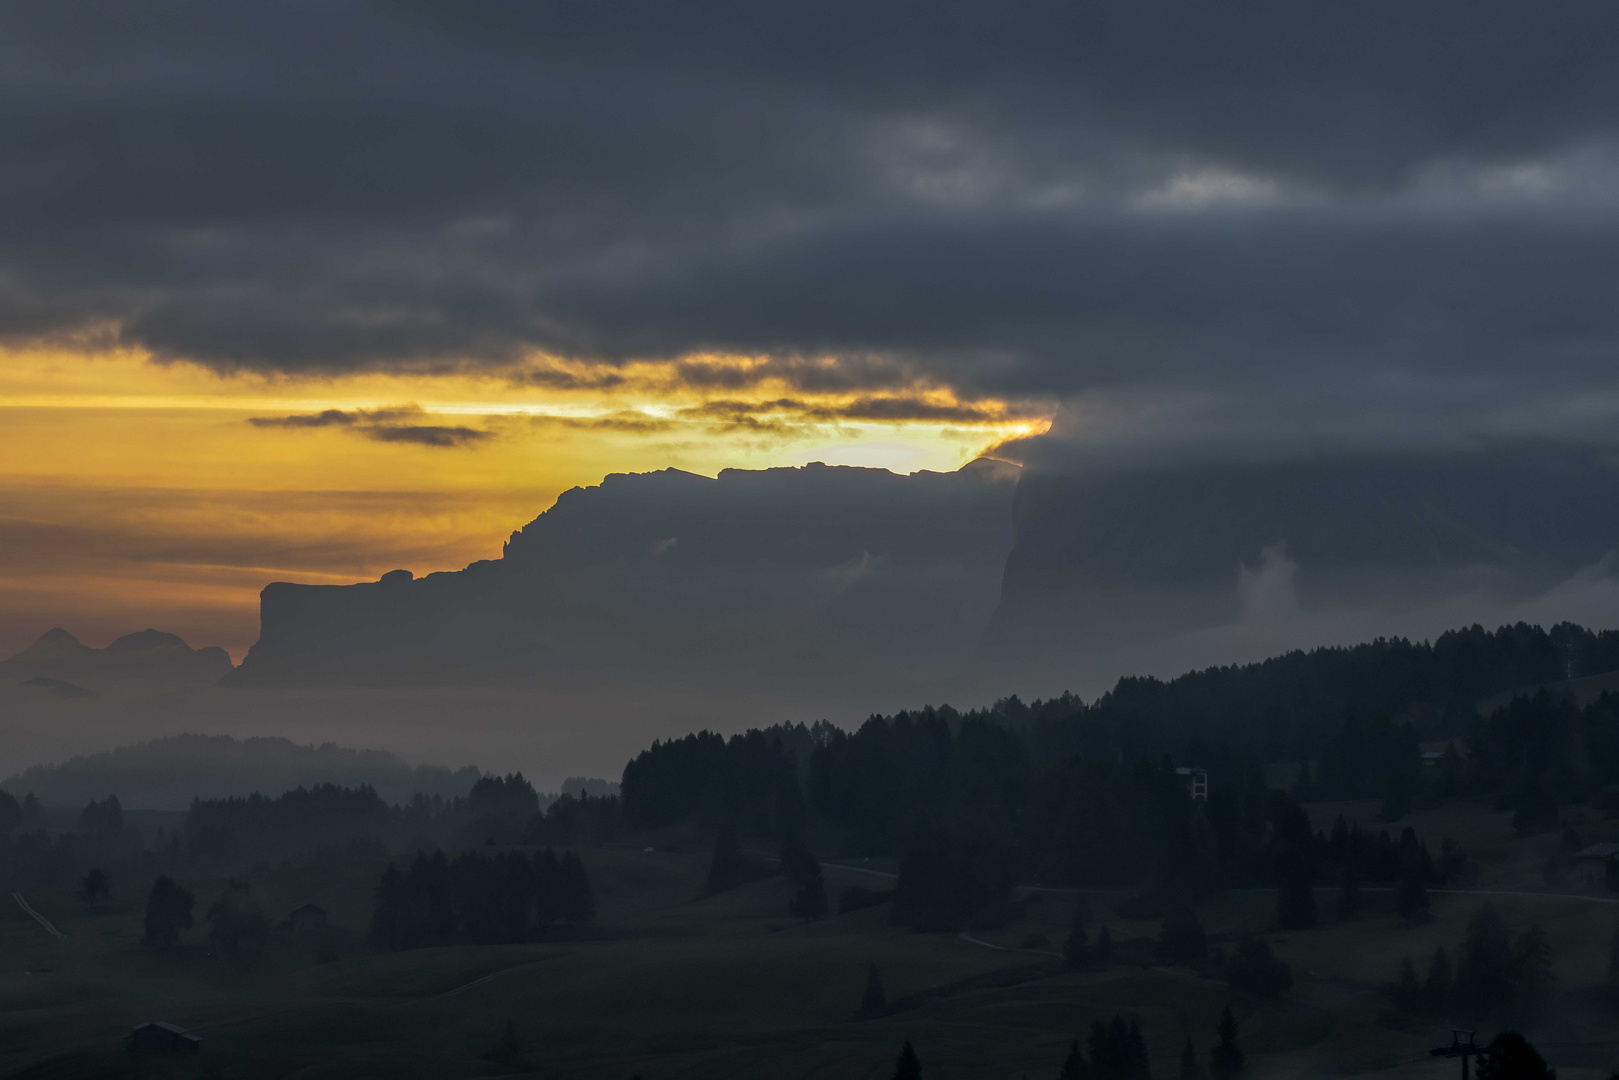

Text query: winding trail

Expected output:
[11,892,63,938]
[437,958,550,998]
[957,931,1062,959]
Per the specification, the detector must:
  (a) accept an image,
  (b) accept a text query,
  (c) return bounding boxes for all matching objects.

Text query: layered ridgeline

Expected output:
[224,444,1619,693]
[0,628,232,694]
[1,734,482,811]
[227,459,1020,691]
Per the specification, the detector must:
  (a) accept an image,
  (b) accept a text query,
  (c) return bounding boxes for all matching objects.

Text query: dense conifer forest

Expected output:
[11,620,1619,967]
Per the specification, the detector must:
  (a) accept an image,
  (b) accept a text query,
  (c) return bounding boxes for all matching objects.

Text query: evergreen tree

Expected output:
[1224,933,1292,998]
[1088,1015,1150,1080]
[559,851,594,923]
[1397,854,1430,924]
[79,795,124,834]
[142,875,194,949]
[782,828,828,918]
[371,863,403,949]
[1158,903,1207,965]
[1179,1036,1203,1080]
[426,850,454,938]
[1060,1038,1092,1080]
[1124,1019,1150,1080]
[1275,850,1316,930]
[1336,866,1362,920]
[1475,1031,1555,1080]
[1510,926,1556,1026]
[707,824,747,895]
[77,867,111,905]
[1424,947,1453,1014]
[1608,917,1619,994]
[535,849,562,925]
[0,790,18,836]
[892,1039,922,1080]
[1090,1020,1116,1080]
[1390,956,1423,1015]
[480,1019,532,1070]
[1094,925,1114,963]
[1065,898,1092,968]
[1328,815,1350,864]
[860,962,887,1017]
[1208,1008,1244,1080]
[1379,767,1415,823]
[207,880,268,954]
[1455,902,1516,1024]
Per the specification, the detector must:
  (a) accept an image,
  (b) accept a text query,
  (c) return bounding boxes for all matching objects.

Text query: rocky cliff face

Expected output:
[0,628,233,691]
[227,459,1021,691]
[225,444,1619,698]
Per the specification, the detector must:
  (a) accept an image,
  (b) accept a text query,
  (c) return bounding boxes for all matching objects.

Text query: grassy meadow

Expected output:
[4,800,1619,1079]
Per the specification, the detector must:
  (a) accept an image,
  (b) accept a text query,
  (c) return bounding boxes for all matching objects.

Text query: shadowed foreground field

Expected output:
[5,807,1619,1079]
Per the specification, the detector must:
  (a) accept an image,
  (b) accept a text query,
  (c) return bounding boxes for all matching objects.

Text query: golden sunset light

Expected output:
[0,347,1050,659]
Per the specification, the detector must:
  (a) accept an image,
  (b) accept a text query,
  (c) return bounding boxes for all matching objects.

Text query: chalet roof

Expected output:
[1573,842,1619,860]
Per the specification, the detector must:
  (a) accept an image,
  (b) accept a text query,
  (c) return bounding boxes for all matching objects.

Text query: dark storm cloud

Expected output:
[681,397,1014,425]
[5,1,1619,435]
[248,407,491,447]
[527,413,674,434]
[248,410,362,430]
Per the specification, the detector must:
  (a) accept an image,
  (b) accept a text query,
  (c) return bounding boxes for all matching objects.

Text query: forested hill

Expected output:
[1,735,483,811]
[1066,620,1619,771]
[624,621,1619,823]
[617,621,1619,922]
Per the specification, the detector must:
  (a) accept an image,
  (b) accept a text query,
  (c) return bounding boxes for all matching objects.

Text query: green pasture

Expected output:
[4,801,1619,1078]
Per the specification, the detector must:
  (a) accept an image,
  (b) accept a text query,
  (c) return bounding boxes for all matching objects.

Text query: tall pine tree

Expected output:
[707,824,747,895]
[892,1040,922,1080]
[1060,1038,1092,1080]
[860,963,887,1017]
[1065,899,1092,968]
[1607,916,1619,995]
[1179,1035,1203,1080]
[1209,1008,1244,1080]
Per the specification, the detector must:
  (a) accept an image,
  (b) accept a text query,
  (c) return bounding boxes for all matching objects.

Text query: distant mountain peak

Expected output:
[0,627,232,690]
[105,629,189,656]
[9,628,92,664]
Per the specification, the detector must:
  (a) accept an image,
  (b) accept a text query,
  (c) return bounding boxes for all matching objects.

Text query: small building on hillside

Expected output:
[1175,767,1209,803]
[1573,842,1619,888]
[125,1022,201,1053]
[286,902,328,937]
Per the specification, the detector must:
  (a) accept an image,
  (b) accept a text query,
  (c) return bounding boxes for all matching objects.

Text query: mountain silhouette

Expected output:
[221,444,1619,697]
[227,459,1020,691]
[0,628,233,691]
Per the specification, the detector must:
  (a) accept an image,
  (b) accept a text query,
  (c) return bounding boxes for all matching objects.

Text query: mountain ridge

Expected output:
[0,627,233,691]
[226,458,1021,691]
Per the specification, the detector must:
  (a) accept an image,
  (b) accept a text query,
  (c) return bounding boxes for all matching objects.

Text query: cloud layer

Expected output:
[3,3,1619,447]
[248,407,492,447]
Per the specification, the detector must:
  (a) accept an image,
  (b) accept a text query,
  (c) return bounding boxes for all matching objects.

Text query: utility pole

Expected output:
[1430,1030,1481,1080]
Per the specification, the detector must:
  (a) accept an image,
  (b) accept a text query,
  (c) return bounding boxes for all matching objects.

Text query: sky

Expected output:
[5,2,1619,662]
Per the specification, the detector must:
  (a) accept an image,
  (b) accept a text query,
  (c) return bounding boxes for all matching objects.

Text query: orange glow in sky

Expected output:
[0,348,1050,660]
